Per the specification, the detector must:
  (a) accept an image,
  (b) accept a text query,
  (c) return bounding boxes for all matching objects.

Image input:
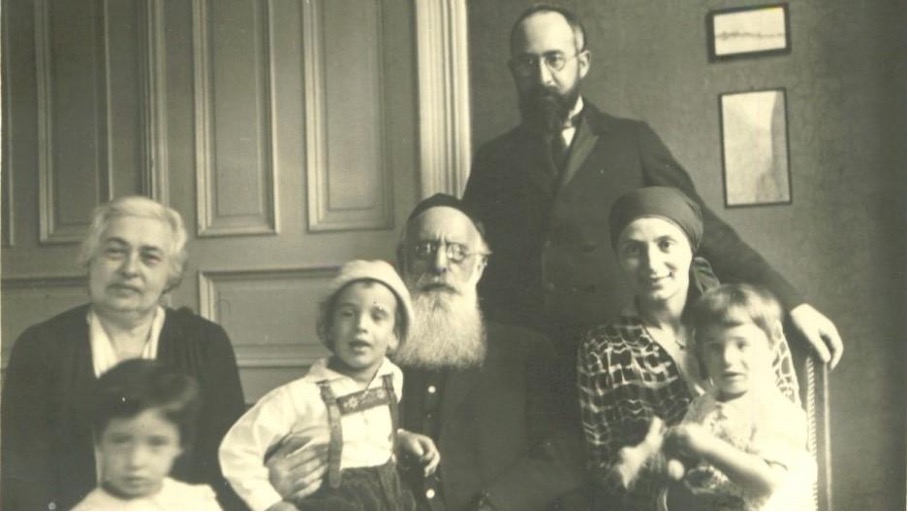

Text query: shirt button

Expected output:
[426,488,436,499]
[544,282,556,291]
[427,385,437,394]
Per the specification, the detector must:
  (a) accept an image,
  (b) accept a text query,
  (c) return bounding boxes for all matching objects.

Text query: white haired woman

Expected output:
[1,196,245,510]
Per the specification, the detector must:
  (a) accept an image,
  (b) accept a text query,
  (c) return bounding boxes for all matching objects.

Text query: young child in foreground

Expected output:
[73,359,219,510]
[219,260,440,511]
[662,284,816,510]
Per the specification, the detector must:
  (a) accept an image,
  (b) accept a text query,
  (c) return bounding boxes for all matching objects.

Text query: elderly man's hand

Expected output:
[790,304,843,369]
[397,429,441,476]
[265,436,329,503]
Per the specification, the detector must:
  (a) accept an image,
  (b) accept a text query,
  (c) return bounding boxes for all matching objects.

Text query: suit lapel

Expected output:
[557,103,617,190]
[558,115,599,188]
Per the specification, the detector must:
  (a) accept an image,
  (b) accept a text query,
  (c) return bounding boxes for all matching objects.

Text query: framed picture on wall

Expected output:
[719,88,791,207]
[707,4,790,61]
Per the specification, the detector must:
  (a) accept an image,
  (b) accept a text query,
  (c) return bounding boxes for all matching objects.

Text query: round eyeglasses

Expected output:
[411,240,487,264]
[510,51,583,77]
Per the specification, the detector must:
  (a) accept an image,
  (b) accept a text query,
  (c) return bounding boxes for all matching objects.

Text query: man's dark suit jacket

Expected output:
[398,322,585,510]
[463,101,801,341]
[0,305,247,510]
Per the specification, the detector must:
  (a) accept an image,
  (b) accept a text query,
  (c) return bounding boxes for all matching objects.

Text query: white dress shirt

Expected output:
[219,357,403,511]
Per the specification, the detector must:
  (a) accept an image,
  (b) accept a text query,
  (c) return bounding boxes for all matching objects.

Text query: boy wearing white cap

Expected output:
[219,260,439,511]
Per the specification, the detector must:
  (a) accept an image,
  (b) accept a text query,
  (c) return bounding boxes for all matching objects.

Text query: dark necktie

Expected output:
[550,113,580,177]
[550,132,568,177]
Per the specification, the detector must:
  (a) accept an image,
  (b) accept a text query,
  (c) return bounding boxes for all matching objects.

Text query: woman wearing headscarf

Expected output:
[576,187,800,510]
[1,196,246,510]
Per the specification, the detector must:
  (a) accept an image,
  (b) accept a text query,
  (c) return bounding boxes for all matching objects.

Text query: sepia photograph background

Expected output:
[1,0,904,509]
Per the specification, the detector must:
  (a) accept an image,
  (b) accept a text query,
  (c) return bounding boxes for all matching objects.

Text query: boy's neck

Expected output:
[327,356,383,386]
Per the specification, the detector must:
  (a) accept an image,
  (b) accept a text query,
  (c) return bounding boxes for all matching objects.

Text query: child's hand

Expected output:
[397,429,441,476]
[664,423,710,458]
[665,458,687,481]
[604,417,666,490]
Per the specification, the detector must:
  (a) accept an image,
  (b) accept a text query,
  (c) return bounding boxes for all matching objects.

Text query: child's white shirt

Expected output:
[72,477,220,511]
[683,388,817,510]
[219,357,403,511]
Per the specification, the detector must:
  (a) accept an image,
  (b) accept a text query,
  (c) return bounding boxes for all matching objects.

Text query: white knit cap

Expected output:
[316,260,414,351]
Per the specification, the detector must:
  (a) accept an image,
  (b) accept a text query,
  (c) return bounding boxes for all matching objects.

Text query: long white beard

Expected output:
[393,287,487,370]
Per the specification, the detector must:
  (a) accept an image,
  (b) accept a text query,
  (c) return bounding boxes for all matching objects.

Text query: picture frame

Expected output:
[719,88,792,208]
[707,4,791,62]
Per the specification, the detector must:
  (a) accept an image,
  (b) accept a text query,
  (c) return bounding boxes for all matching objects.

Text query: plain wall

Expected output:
[467,0,905,509]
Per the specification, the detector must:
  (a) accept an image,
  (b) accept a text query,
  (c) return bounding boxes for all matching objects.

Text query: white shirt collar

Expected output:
[304,356,397,385]
[87,306,166,377]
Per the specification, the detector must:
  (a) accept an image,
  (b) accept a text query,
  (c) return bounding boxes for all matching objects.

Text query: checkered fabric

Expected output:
[577,313,802,509]
[577,314,694,509]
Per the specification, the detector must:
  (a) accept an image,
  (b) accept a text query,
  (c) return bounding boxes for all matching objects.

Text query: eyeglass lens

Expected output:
[514,52,571,75]
[414,241,468,263]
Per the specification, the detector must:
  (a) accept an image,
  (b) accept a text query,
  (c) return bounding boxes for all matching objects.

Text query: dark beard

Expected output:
[518,84,580,135]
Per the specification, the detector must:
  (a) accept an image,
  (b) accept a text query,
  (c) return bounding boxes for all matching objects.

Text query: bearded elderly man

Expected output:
[392,194,585,510]
[261,194,586,510]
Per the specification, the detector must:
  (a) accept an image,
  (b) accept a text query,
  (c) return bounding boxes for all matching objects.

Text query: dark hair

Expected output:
[91,359,201,447]
[510,3,588,54]
[690,284,784,348]
[317,279,406,351]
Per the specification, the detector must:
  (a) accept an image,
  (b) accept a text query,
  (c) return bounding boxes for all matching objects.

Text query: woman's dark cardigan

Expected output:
[1,304,246,510]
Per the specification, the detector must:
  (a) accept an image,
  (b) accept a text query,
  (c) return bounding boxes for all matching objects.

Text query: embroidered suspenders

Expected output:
[317,374,399,489]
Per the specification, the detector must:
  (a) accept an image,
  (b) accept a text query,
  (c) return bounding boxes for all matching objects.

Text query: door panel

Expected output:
[2,0,420,402]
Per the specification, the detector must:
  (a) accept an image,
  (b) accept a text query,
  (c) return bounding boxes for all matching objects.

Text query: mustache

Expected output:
[414,275,461,295]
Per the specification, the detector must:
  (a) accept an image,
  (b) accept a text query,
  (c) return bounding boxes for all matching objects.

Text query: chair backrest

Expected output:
[788,325,834,511]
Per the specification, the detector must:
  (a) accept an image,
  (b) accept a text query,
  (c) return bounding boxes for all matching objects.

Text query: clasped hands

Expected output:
[604,417,711,491]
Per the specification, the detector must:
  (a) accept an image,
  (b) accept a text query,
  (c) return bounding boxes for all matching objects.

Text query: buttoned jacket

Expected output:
[463,101,801,335]
[398,322,585,510]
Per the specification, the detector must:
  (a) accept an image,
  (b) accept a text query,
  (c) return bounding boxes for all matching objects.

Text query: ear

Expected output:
[474,255,489,281]
[770,320,785,344]
[577,49,591,79]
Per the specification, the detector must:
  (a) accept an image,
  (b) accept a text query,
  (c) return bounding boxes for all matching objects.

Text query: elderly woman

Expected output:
[1,196,246,510]
[577,187,800,510]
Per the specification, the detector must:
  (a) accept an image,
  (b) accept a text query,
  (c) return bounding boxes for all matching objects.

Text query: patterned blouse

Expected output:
[577,311,800,509]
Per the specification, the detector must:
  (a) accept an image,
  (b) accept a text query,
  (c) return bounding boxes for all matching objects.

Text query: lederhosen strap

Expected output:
[318,381,344,488]
[317,374,399,489]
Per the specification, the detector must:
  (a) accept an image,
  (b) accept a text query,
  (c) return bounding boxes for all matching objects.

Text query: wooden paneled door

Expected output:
[1,0,425,401]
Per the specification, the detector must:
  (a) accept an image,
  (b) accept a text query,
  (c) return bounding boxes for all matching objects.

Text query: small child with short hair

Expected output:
[219,260,439,511]
[662,284,816,510]
[73,359,220,511]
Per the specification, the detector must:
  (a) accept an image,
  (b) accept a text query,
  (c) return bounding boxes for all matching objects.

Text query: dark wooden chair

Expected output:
[788,324,834,510]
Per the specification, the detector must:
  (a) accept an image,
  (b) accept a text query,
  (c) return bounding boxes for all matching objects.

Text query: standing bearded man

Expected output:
[462,3,842,373]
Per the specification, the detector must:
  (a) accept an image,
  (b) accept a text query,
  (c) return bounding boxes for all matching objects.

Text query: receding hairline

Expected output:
[509,5,587,56]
